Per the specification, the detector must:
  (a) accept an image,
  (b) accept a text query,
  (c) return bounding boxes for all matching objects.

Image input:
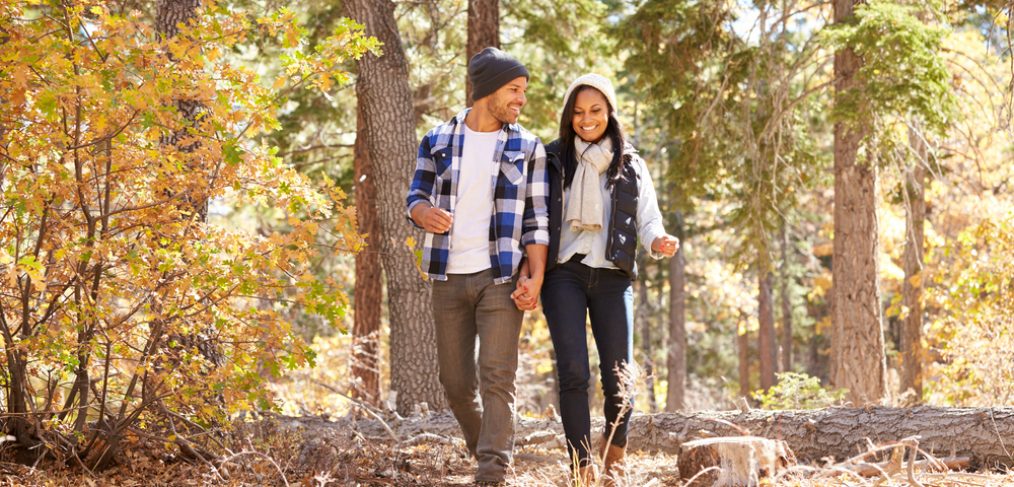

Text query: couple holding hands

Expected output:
[406,47,679,485]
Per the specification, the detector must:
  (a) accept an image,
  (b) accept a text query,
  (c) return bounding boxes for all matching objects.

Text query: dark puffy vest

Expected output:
[545,139,641,280]
[606,161,640,279]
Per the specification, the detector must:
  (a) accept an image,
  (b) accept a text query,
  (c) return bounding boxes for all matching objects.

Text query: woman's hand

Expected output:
[651,234,680,257]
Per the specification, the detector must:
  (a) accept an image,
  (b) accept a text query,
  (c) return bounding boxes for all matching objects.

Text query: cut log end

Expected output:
[679,436,796,486]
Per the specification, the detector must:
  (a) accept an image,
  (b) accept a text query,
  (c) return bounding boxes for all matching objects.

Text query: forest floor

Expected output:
[1,415,1012,486]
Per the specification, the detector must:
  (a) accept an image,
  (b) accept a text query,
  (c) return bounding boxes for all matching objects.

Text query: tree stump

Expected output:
[679,436,795,486]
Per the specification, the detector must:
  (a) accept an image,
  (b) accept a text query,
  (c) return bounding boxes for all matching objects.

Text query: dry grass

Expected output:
[1,431,1011,486]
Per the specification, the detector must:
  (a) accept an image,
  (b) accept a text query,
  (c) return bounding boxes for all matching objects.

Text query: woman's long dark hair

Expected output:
[559,85,632,189]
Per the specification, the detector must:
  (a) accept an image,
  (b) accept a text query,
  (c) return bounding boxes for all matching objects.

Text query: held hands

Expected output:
[651,234,680,257]
[511,261,542,311]
[511,274,543,311]
[414,205,453,234]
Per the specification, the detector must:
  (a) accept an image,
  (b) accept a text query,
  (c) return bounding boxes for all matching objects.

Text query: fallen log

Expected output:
[267,406,1014,469]
[631,406,1014,469]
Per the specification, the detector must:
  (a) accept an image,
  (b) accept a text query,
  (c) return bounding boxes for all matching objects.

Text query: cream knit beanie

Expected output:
[561,74,618,114]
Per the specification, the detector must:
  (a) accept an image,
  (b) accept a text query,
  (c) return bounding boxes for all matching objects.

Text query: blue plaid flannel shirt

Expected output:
[406,108,550,284]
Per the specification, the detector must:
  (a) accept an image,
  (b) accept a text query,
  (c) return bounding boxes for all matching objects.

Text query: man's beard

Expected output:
[489,96,520,124]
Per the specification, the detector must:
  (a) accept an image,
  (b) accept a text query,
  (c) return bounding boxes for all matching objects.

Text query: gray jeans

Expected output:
[432,269,523,482]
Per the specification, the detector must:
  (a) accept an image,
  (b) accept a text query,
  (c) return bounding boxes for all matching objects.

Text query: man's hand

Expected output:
[411,204,453,234]
[651,234,680,257]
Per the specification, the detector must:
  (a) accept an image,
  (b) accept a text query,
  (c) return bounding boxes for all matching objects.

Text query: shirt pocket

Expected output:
[431,145,453,176]
[499,150,526,186]
[430,145,453,195]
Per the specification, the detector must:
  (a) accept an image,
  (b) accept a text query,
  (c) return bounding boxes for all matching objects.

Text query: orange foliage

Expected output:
[0,0,377,463]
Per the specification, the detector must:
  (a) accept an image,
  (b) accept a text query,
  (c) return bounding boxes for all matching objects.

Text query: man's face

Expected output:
[487,76,528,125]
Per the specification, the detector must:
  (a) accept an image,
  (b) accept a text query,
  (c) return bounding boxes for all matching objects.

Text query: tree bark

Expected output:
[758,269,777,390]
[466,0,499,106]
[156,0,199,39]
[280,406,1014,469]
[351,102,382,406]
[900,127,927,401]
[344,0,445,414]
[779,221,793,372]
[157,0,207,220]
[665,216,687,412]
[632,406,1014,469]
[831,0,886,406]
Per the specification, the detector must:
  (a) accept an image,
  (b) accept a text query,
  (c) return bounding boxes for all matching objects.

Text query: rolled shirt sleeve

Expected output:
[522,140,551,247]
[406,131,437,229]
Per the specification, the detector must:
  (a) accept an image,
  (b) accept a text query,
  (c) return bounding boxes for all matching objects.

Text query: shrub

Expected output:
[0,0,375,467]
[752,372,847,410]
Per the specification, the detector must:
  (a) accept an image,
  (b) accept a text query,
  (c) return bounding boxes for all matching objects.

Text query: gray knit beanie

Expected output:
[468,47,529,101]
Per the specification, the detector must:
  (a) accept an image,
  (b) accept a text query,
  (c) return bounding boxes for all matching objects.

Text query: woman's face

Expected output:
[571,87,609,143]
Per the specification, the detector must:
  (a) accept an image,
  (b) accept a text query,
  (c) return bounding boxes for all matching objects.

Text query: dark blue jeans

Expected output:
[541,259,634,467]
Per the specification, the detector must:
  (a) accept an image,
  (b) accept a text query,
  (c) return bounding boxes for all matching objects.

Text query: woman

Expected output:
[514,74,679,482]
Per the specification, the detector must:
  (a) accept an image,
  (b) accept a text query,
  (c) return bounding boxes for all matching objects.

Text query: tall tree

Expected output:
[466,0,499,106]
[822,0,952,405]
[758,270,777,389]
[636,257,659,413]
[666,223,687,411]
[344,0,445,413]
[738,322,751,399]
[352,103,381,405]
[779,221,793,372]
[899,126,927,400]
[830,0,887,405]
[154,0,226,382]
[156,0,206,220]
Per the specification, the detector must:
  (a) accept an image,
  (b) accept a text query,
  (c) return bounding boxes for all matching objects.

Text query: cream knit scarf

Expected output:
[565,137,613,232]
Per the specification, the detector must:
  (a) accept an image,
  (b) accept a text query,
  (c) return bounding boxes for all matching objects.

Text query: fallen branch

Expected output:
[850,456,972,477]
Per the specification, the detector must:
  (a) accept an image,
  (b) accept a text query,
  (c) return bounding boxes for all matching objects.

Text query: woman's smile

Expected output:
[571,88,609,142]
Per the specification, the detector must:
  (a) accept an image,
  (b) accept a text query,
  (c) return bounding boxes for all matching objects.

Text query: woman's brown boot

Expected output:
[601,444,626,486]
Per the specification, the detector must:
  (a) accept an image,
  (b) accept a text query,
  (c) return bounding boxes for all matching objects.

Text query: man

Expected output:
[405,47,549,484]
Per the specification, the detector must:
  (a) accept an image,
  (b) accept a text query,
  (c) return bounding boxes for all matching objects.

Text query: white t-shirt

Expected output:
[447,125,499,274]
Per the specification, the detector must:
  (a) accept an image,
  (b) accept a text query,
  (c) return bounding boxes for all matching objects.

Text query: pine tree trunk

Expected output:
[900,127,927,401]
[344,0,445,414]
[155,0,223,368]
[758,269,777,389]
[665,218,687,412]
[738,324,750,399]
[779,222,793,372]
[831,0,886,406]
[636,257,658,413]
[466,0,499,106]
[157,0,206,219]
[352,103,382,406]
[156,0,199,39]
